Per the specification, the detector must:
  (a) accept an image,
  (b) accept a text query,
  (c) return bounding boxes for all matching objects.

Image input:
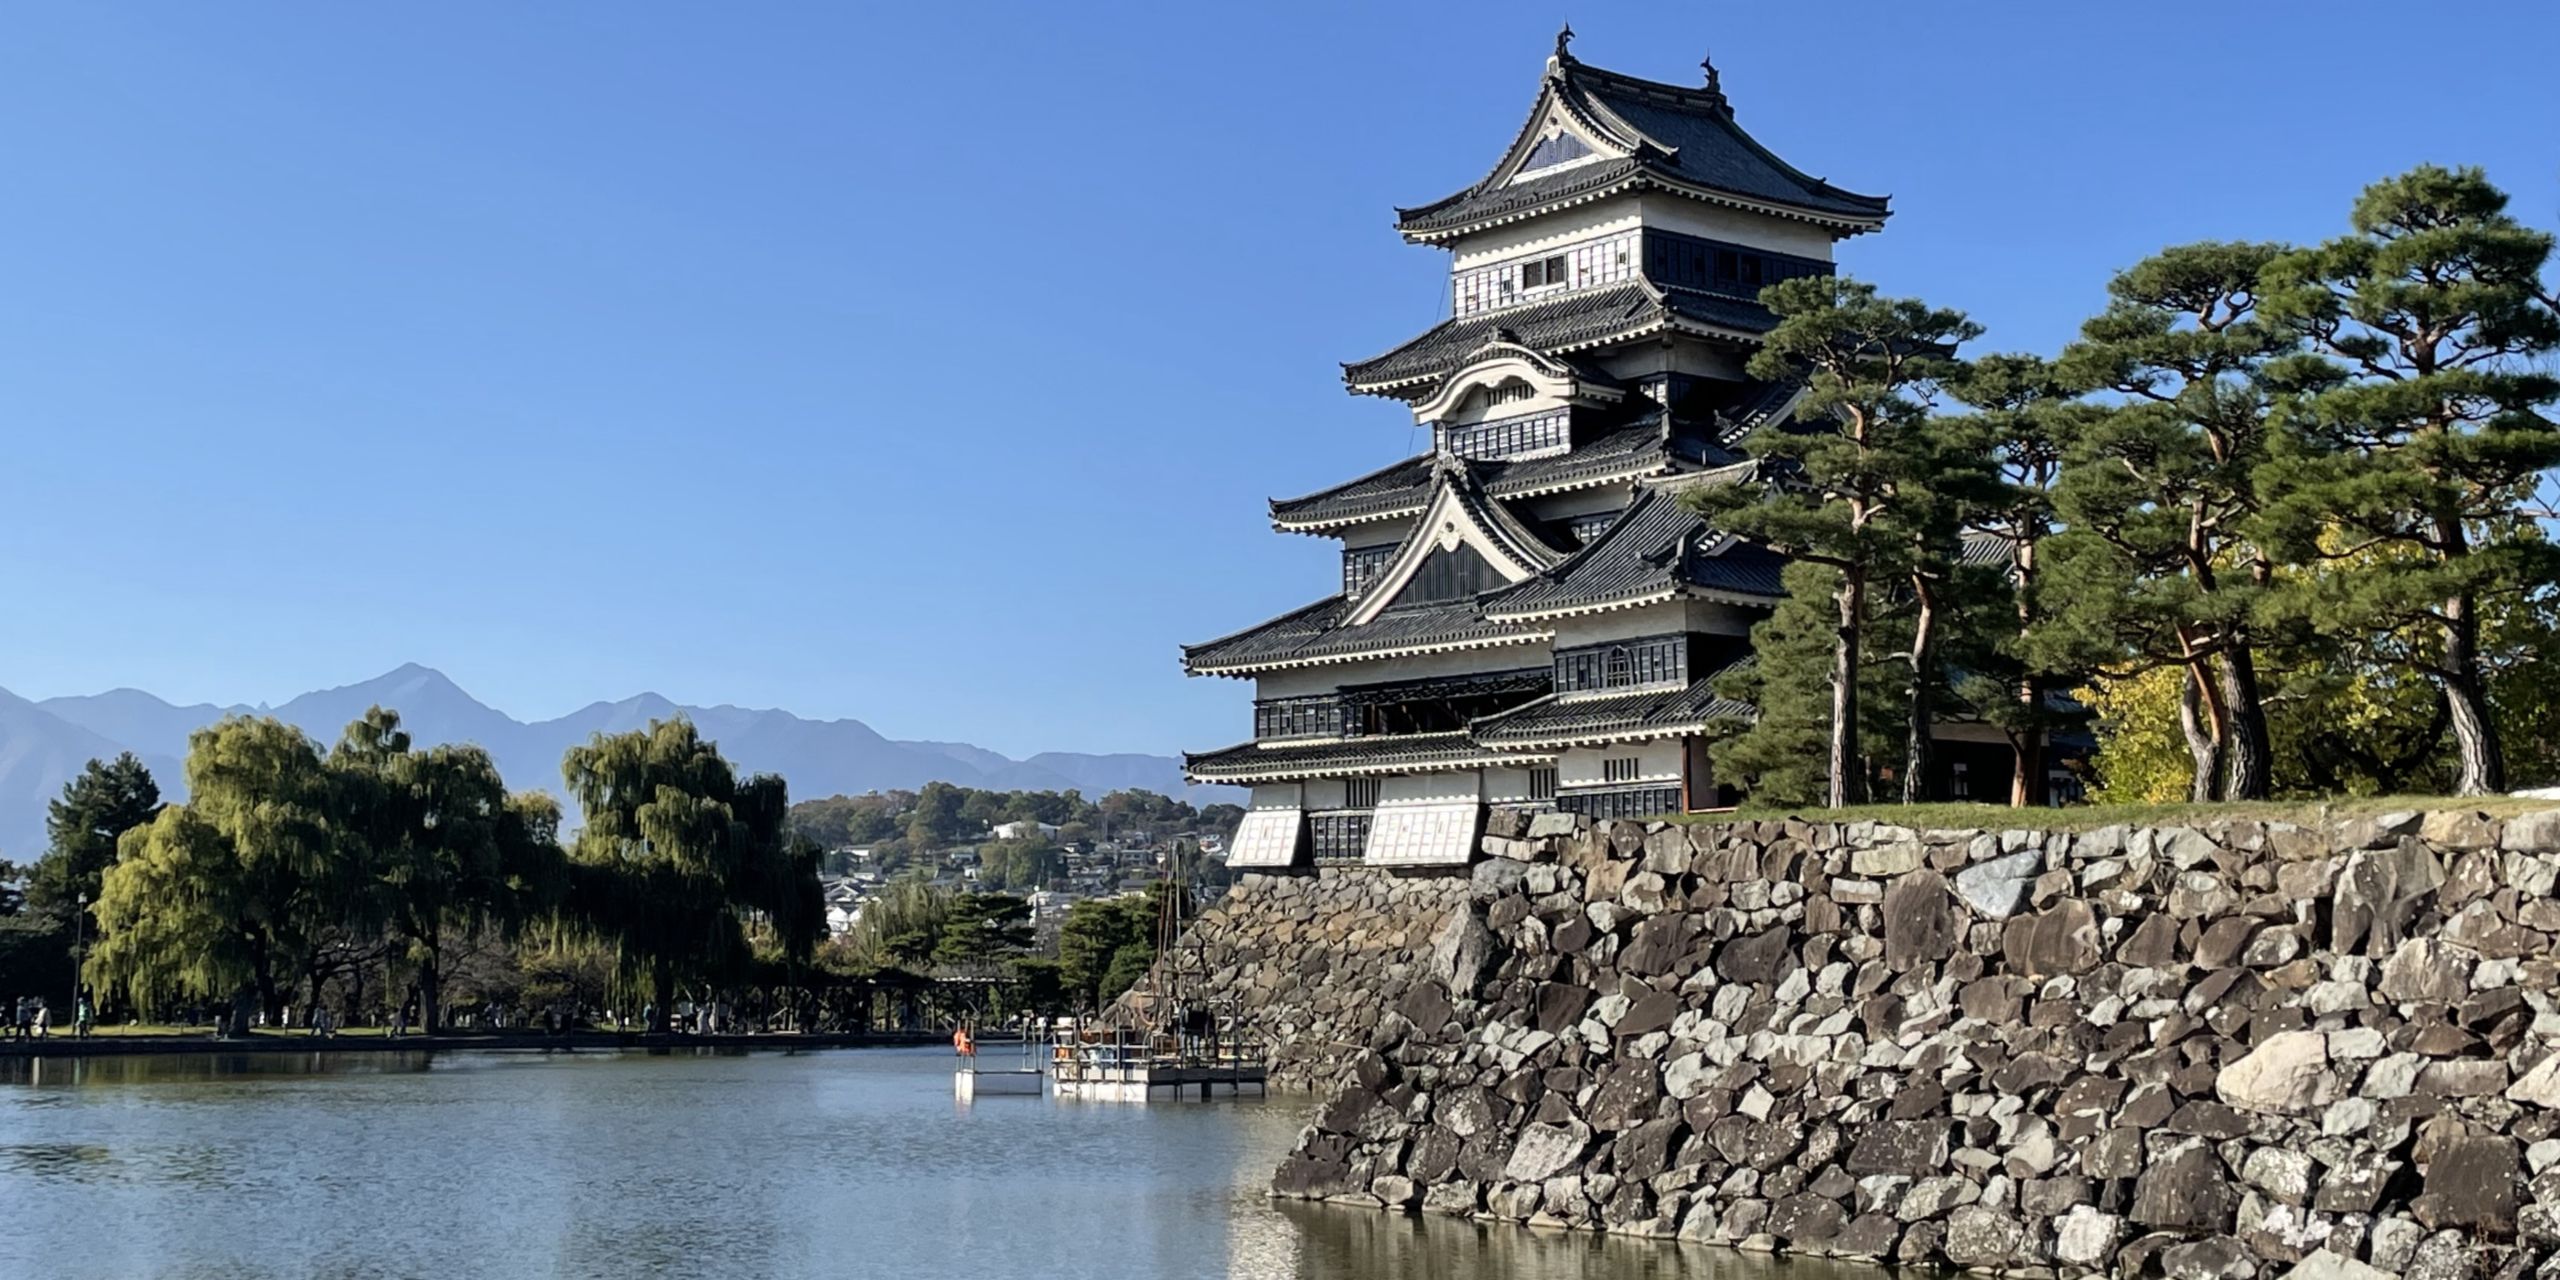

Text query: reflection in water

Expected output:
[0,1048,1883,1280]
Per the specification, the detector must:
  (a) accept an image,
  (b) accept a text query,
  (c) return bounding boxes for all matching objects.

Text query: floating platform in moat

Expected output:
[1050,1056,1267,1102]
[952,1066,1044,1099]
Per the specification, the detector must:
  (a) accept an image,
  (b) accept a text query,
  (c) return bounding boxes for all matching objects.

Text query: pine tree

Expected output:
[1707,562,1903,807]
[1946,355,2084,805]
[2041,242,2297,801]
[1693,276,1979,806]
[27,752,162,926]
[2258,165,2560,795]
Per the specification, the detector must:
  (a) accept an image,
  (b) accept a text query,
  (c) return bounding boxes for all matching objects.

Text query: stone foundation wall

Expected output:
[1245,808,2560,1278]
[1164,867,1474,1091]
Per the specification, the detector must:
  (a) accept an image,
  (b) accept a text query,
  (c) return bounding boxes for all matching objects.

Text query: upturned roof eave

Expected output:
[1394,167,1890,245]
[1182,627,1555,679]
[1344,307,1768,399]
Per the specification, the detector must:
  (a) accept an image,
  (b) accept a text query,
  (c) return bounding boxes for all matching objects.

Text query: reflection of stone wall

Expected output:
[1242,809,2560,1277]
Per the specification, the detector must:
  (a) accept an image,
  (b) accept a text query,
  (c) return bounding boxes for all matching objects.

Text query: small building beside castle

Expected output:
[1183,33,2016,871]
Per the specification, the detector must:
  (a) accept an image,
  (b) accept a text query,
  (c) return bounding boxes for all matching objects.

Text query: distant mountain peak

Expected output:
[0,664,1239,856]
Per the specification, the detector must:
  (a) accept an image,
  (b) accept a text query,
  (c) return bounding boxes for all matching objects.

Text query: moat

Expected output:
[0,1046,1878,1280]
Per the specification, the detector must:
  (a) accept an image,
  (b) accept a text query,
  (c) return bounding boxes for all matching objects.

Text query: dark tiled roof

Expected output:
[1270,454,1438,529]
[1397,156,1650,235]
[1961,529,2017,567]
[1344,283,1778,395]
[1184,731,1543,783]
[1451,464,1574,570]
[1181,594,1544,676]
[1396,58,1889,238]
[1272,422,1690,531]
[1480,474,1784,621]
[1470,668,1755,748]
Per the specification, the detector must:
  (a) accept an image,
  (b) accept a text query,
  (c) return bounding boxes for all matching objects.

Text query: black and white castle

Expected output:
[1184,35,2030,870]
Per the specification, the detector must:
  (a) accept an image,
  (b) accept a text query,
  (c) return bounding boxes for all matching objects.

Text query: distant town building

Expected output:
[1183,37,2020,870]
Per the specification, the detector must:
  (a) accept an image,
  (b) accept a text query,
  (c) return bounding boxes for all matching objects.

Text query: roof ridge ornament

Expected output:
[1546,23,1574,77]
[1700,49,1731,115]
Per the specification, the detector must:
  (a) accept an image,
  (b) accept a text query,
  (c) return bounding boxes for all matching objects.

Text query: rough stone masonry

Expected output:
[1162,808,2560,1278]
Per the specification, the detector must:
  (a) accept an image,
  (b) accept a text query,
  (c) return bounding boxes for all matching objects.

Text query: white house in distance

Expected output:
[1182,34,2028,872]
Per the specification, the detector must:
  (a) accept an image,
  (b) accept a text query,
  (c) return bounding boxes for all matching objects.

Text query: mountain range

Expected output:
[0,663,1237,858]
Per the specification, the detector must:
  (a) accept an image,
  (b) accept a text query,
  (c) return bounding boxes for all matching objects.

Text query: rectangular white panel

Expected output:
[1363,773,1483,867]
[1227,787,1306,868]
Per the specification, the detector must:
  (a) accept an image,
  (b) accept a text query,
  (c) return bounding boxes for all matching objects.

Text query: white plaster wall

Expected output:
[1303,778,1349,810]
[1635,193,1839,260]
[1684,599,1762,636]
[1339,520,1414,552]
[1482,765,1541,806]
[1549,602,1693,646]
[1248,783,1304,810]
[1521,486,1637,524]
[1559,739,1686,788]
[1450,198,1645,269]
[1446,191,1841,275]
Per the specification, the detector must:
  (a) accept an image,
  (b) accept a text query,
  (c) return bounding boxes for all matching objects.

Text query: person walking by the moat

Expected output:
[32,999,49,1040]
[10,996,31,1040]
[396,988,419,1039]
[74,991,94,1039]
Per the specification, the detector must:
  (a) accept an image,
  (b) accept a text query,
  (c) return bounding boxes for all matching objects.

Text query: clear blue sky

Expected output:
[1,3,2553,758]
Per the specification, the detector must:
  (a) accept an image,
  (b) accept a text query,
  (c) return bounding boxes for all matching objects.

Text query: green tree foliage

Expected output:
[561,718,822,1032]
[1057,887,1163,1010]
[2040,241,2296,801]
[27,752,162,927]
[975,837,1061,892]
[833,876,949,968]
[327,708,563,1033]
[1708,562,1902,807]
[930,893,1033,969]
[2258,165,2560,795]
[89,717,335,1028]
[1695,276,1979,806]
[904,781,968,849]
[1947,356,2091,804]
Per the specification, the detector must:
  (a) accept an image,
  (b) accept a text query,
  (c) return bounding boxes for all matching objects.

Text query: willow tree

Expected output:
[2258,165,2560,795]
[562,718,821,1032]
[88,717,334,1030]
[1693,276,1979,806]
[329,707,563,1033]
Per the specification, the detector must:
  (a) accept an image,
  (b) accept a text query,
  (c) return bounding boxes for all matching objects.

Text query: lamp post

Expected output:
[74,891,87,1029]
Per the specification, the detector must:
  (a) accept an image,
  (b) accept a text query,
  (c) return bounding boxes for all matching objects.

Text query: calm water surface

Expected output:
[0,1047,1876,1280]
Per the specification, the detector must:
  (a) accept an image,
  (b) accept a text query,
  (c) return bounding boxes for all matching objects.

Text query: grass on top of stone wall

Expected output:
[1681,793,2556,833]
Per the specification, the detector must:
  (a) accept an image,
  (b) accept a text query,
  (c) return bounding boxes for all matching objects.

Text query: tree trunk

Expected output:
[2179,666,2222,805]
[2443,591,2505,796]
[226,985,257,1038]
[2010,722,2046,809]
[1902,577,1940,806]
[650,963,674,1034]
[418,955,442,1036]
[2216,647,2273,801]
[1832,570,1868,809]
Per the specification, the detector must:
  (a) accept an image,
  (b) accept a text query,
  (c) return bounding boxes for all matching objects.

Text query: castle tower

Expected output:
[1184,35,1890,870]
